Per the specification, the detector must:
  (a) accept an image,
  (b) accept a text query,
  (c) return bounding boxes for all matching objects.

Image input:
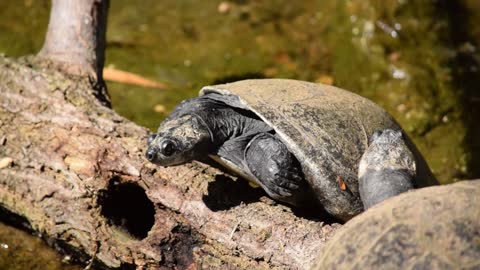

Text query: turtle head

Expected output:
[146,114,212,166]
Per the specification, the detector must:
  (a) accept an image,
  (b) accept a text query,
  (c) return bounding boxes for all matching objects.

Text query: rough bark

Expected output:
[0,55,338,269]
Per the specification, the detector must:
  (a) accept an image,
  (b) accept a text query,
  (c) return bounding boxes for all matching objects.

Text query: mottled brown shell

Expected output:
[312,180,480,270]
[200,79,435,220]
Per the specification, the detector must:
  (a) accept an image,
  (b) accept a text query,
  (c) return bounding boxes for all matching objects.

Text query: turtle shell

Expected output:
[200,79,436,220]
[311,179,480,269]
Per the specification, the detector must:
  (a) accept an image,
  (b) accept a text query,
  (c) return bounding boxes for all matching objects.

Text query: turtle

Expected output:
[311,179,480,270]
[145,79,437,221]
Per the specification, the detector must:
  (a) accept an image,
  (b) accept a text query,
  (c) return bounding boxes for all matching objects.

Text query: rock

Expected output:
[0,157,13,169]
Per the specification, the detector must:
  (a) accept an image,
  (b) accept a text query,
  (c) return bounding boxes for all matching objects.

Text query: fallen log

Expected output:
[0,55,338,269]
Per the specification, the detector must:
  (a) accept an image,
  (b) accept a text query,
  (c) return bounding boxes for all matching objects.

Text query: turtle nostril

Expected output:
[160,140,176,157]
[146,147,157,161]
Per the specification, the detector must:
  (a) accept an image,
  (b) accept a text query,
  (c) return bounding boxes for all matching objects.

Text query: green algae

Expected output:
[328,0,470,183]
[0,1,50,57]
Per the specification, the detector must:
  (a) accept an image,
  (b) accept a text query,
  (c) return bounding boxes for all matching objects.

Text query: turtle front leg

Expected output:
[358,129,415,209]
[245,133,311,206]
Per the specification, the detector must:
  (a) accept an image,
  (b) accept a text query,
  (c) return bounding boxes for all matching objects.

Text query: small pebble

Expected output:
[263,67,278,77]
[218,1,231,14]
[389,52,401,62]
[392,68,407,79]
[396,103,407,113]
[442,115,449,123]
[0,243,8,249]
[315,75,334,85]
[154,104,166,113]
[0,157,13,169]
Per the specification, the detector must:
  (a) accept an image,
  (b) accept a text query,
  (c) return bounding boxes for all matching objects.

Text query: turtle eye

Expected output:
[147,134,157,145]
[160,139,177,157]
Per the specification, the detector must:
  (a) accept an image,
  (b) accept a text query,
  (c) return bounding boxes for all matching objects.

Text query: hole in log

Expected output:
[98,178,155,239]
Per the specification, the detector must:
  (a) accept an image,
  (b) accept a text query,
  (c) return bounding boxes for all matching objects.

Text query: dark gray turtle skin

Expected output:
[146,79,438,221]
[312,180,480,270]
[358,129,417,209]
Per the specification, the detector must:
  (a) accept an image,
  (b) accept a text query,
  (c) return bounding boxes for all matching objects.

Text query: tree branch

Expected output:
[37,0,108,90]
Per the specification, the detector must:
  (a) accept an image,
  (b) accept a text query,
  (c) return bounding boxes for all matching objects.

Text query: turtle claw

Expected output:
[277,168,303,191]
[245,132,308,205]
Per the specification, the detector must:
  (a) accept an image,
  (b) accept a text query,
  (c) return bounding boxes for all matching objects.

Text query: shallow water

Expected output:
[0,222,82,270]
[0,0,479,268]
